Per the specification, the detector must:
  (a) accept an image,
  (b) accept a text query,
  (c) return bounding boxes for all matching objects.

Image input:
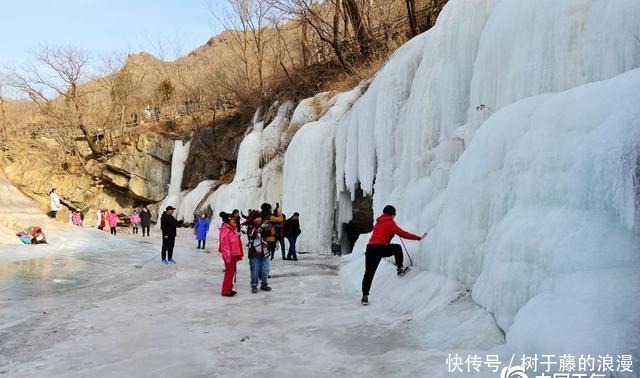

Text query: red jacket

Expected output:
[368,214,421,245]
[218,223,244,263]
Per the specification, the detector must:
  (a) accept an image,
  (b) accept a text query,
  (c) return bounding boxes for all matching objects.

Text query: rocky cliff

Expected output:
[0,132,174,225]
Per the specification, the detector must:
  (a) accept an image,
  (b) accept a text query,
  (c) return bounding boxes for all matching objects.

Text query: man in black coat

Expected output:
[284,212,301,261]
[161,206,183,264]
[140,206,152,236]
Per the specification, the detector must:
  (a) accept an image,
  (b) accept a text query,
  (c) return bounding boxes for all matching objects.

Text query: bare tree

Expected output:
[405,0,418,37]
[343,0,372,56]
[0,84,7,138]
[210,0,276,96]
[100,54,147,136]
[273,0,356,74]
[6,45,103,157]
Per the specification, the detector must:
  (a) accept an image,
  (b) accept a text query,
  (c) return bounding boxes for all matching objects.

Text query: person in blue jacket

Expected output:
[194,213,211,249]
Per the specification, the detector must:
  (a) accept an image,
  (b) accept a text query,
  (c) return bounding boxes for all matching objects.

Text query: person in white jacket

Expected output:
[49,188,61,219]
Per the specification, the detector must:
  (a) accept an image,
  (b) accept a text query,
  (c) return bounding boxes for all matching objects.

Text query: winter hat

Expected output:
[383,205,396,215]
[219,211,231,223]
[260,203,272,212]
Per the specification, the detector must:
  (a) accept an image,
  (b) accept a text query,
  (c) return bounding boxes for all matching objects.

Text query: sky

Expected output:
[0,0,226,67]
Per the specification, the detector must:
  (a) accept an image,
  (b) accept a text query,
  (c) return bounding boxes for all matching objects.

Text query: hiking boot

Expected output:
[260,285,272,292]
[168,259,177,264]
[361,296,369,306]
[251,287,258,294]
[397,267,410,276]
[162,259,169,265]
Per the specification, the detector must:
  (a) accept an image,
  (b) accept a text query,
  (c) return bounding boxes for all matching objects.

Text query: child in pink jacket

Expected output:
[108,210,119,236]
[218,211,244,296]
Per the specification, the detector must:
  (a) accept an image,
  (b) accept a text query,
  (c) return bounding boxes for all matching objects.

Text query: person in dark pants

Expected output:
[161,206,183,265]
[273,208,286,258]
[283,212,301,261]
[140,206,152,237]
[361,205,425,306]
[260,203,283,261]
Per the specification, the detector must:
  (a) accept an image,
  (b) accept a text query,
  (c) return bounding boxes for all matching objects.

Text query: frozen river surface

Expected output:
[0,230,442,378]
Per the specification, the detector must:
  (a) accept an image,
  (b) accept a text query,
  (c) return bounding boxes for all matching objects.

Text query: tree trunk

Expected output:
[343,0,371,57]
[80,123,102,157]
[0,95,6,138]
[405,0,418,37]
[301,22,310,67]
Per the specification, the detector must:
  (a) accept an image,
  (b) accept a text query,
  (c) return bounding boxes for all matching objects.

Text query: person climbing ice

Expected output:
[360,205,426,306]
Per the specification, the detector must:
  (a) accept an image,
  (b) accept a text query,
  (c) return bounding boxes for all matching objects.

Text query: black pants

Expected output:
[162,236,176,260]
[132,226,138,234]
[277,237,286,259]
[267,241,276,260]
[361,244,403,297]
[110,227,117,235]
[197,240,206,249]
[142,225,150,236]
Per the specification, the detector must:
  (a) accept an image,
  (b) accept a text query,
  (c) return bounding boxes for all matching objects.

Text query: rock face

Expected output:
[182,114,247,189]
[0,132,173,226]
[103,133,174,202]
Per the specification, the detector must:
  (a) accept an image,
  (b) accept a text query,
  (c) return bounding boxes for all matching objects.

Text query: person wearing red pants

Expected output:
[218,211,244,296]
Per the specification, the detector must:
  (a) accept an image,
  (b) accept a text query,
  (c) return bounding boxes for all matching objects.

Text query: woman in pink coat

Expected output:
[218,211,243,297]
[108,210,119,236]
[130,210,141,235]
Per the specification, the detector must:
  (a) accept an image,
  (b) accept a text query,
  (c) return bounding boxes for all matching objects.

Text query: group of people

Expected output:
[156,202,303,297]
[51,185,424,305]
[217,202,301,296]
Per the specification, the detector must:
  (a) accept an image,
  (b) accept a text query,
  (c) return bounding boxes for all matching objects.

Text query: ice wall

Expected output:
[157,140,191,223]
[336,0,640,363]
[173,180,217,223]
[195,92,342,230]
[282,87,365,254]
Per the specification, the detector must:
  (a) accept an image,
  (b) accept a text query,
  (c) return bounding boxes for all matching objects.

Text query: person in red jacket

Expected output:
[361,205,426,305]
[218,211,244,297]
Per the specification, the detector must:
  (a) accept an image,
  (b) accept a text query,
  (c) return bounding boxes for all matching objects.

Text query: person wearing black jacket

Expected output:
[161,206,184,264]
[140,206,152,237]
[283,212,301,261]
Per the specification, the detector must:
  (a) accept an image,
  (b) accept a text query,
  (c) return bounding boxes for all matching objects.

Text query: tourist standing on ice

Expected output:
[274,208,286,258]
[140,206,152,237]
[218,212,243,296]
[260,203,284,261]
[160,206,183,264]
[108,210,119,235]
[194,213,210,249]
[72,210,83,227]
[130,210,141,235]
[98,209,108,230]
[360,205,425,306]
[231,209,241,233]
[284,212,301,261]
[49,188,61,219]
[247,212,272,293]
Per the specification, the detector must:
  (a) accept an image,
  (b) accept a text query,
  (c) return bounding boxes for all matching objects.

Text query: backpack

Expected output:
[260,222,272,239]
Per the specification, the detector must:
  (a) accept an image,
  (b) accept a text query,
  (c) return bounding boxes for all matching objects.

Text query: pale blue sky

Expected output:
[0,0,226,66]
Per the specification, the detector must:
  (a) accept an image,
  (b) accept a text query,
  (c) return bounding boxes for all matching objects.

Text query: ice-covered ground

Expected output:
[0,228,453,378]
[0,171,134,262]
